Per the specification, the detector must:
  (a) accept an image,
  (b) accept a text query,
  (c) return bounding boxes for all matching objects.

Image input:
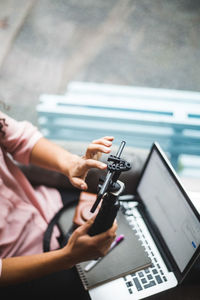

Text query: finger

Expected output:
[103,224,118,240]
[85,159,107,170]
[75,217,95,236]
[70,177,88,190]
[91,137,113,147]
[103,221,118,239]
[86,143,111,154]
[102,233,117,248]
[99,136,114,141]
[110,221,118,234]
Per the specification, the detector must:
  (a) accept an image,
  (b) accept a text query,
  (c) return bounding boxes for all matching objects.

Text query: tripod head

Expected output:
[90,141,131,213]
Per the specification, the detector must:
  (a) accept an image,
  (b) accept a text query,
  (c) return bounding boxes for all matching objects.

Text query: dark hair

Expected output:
[0,118,8,137]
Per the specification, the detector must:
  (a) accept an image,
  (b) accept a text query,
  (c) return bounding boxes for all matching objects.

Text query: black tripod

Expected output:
[88,141,131,236]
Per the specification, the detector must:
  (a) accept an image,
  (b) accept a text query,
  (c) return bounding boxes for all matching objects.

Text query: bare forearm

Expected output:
[0,249,71,286]
[30,137,74,175]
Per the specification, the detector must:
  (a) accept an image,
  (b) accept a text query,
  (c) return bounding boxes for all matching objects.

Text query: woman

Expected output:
[0,111,117,296]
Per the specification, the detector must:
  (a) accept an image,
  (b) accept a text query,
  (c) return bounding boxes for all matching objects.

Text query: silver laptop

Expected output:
[89,142,200,300]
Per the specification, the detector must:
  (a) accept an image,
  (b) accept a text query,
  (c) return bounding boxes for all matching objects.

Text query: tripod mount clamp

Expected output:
[90,141,131,213]
[88,141,131,236]
[109,180,125,197]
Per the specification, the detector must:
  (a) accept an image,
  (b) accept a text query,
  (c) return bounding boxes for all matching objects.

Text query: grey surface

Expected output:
[0,0,200,125]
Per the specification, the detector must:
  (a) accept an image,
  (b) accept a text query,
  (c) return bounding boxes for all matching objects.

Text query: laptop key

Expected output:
[147,274,153,280]
[133,277,143,291]
[155,275,163,284]
[128,288,133,294]
[163,276,167,282]
[141,278,147,284]
[144,280,156,289]
[126,281,133,287]
[123,276,127,281]
[138,271,144,278]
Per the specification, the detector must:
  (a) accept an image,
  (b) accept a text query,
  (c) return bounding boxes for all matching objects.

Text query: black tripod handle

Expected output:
[88,193,120,236]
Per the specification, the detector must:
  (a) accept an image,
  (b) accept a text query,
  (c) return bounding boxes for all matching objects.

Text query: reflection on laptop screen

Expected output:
[137,147,200,272]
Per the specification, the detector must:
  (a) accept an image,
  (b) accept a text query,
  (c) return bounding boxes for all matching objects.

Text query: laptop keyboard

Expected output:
[121,201,168,295]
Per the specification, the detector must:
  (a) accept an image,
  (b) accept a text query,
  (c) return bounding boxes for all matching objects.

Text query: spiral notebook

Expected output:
[76,209,151,290]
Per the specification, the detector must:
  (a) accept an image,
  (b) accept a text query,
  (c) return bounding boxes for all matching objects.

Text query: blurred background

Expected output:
[0,0,200,180]
[0,0,200,121]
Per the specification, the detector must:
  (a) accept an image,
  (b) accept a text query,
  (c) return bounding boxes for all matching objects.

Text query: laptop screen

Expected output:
[137,144,200,273]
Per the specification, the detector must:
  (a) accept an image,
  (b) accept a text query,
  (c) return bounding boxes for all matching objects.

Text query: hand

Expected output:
[62,217,117,266]
[66,136,114,190]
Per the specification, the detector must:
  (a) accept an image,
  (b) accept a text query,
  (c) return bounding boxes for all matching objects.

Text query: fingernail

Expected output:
[81,184,86,190]
[101,163,107,169]
[104,147,111,152]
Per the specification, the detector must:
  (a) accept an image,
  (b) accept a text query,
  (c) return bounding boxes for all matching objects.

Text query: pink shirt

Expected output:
[0,112,63,276]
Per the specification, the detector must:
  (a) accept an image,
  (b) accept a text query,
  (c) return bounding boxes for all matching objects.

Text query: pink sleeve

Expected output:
[0,111,43,165]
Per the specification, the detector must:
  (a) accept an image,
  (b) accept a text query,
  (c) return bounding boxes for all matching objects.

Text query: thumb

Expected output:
[76,217,95,236]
